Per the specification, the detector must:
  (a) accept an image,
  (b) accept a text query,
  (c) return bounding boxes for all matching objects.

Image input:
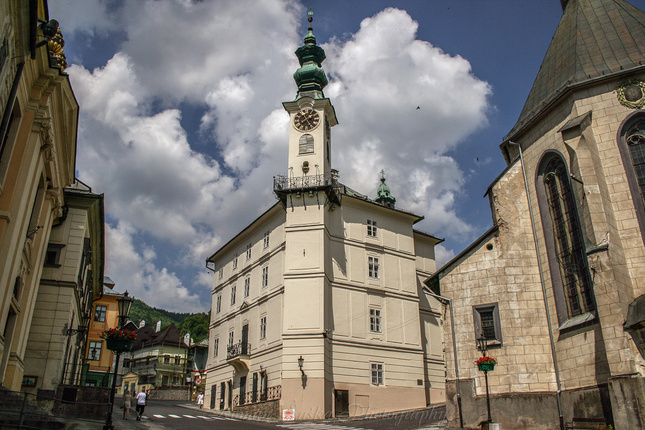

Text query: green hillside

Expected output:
[128,299,210,343]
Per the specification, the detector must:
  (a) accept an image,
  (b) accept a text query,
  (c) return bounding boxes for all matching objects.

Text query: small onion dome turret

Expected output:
[375,170,396,209]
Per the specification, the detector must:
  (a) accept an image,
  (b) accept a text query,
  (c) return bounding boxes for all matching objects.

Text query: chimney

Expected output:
[156,320,161,332]
[139,320,145,328]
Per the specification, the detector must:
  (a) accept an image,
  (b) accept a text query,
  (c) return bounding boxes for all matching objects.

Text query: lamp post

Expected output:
[103,291,133,430]
[61,312,90,385]
[476,334,492,426]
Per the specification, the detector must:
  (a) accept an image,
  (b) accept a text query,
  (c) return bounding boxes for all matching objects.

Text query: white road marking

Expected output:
[168,414,181,418]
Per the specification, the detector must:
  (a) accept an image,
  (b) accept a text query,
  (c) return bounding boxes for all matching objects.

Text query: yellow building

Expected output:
[83,282,122,388]
[0,0,80,391]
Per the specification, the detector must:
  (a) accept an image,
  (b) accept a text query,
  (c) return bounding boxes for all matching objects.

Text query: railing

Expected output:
[273,174,337,191]
[232,385,281,407]
[227,342,251,360]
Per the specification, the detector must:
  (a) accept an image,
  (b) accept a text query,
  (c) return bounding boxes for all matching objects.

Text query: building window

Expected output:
[218,268,223,280]
[175,356,181,365]
[368,256,379,278]
[367,219,378,237]
[44,244,64,266]
[618,113,645,246]
[246,243,252,260]
[164,356,170,364]
[228,330,234,348]
[94,305,107,322]
[263,231,270,249]
[473,303,502,346]
[233,254,238,270]
[262,266,269,288]
[88,341,102,361]
[537,153,595,325]
[231,285,236,306]
[244,277,250,298]
[260,315,267,340]
[370,309,382,332]
[216,295,222,313]
[299,134,314,154]
[214,338,219,358]
[370,363,383,386]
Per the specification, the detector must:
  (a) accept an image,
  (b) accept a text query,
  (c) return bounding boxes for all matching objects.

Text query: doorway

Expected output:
[210,384,217,409]
[334,389,349,417]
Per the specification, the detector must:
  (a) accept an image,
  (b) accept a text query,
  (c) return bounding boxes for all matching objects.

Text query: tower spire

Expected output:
[293,10,328,99]
[375,170,396,209]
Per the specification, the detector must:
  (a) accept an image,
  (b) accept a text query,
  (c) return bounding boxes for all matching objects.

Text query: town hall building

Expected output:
[203,14,445,420]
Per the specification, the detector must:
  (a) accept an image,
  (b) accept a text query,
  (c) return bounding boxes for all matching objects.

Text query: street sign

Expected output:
[282,409,295,421]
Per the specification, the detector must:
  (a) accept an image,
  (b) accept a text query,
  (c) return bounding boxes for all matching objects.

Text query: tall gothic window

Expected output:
[626,119,645,202]
[617,113,645,246]
[537,153,595,324]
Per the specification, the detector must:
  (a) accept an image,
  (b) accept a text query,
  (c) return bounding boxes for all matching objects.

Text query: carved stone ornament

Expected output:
[38,120,56,162]
[48,188,64,218]
[616,79,645,109]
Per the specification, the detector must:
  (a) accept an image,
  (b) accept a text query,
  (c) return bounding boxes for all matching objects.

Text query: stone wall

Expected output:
[233,399,280,419]
[148,387,190,401]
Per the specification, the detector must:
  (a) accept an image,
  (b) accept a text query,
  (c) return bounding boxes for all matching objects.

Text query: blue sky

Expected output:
[48,0,645,312]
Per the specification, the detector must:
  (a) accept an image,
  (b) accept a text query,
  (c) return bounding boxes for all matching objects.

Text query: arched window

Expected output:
[626,119,645,201]
[537,153,595,324]
[299,134,314,154]
[617,112,645,246]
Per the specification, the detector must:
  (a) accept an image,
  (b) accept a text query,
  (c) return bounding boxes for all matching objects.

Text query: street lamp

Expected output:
[476,333,493,426]
[103,291,134,430]
[298,356,304,374]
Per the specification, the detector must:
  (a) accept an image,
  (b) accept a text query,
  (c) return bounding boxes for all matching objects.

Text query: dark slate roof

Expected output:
[132,323,186,350]
[506,0,645,140]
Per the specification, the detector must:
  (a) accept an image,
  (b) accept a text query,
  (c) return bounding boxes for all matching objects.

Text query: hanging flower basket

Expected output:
[105,338,134,351]
[100,328,136,351]
[476,356,496,372]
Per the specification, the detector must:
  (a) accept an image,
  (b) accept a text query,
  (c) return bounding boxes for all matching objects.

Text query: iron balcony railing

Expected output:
[273,173,342,191]
[233,385,282,407]
[227,342,251,360]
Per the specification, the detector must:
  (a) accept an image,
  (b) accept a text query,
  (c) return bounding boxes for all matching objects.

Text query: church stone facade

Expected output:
[204,16,445,420]
[430,0,645,428]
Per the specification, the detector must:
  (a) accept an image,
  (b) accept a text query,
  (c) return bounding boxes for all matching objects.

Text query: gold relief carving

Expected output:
[616,79,645,109]
[48,28,67,71]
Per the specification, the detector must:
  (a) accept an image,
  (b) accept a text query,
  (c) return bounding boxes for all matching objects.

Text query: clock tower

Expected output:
[280,11,338,192]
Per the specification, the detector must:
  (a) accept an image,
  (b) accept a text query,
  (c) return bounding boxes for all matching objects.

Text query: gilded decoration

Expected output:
[616,79,645,109]
[48,28,67,71]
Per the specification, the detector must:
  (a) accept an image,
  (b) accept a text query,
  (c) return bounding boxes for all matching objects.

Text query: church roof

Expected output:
[506,0,645,140]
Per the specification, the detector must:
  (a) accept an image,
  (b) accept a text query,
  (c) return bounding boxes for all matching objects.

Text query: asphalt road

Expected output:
[110,399,446,430]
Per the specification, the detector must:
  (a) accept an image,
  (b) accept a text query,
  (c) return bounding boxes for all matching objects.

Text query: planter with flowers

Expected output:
[101,328,137,352]
[476,356,497,372]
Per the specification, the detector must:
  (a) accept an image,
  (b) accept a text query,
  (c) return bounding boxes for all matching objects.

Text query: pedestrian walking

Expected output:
[197,392,204,409]
[122,390,132,420]
[135,389,147,421]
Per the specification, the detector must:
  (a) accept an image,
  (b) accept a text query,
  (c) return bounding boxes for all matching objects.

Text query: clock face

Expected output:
[294,109,320,131]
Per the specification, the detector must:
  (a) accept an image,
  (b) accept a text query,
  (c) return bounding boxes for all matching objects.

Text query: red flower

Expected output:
[99,328,137,341]
[475,356,497,365]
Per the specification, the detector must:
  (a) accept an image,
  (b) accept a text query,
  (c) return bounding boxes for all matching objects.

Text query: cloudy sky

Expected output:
[48,0,645,313]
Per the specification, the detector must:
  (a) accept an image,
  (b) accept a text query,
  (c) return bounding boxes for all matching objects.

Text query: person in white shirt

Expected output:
[197,393,204,409]
[135,390,147,421]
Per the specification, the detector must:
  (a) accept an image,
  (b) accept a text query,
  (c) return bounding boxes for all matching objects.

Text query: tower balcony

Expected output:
[273,172,342,208]
[226,342,251,372]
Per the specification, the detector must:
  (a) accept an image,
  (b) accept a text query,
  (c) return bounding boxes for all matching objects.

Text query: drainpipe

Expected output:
[508,141,564,430]
[425,290,463,428]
